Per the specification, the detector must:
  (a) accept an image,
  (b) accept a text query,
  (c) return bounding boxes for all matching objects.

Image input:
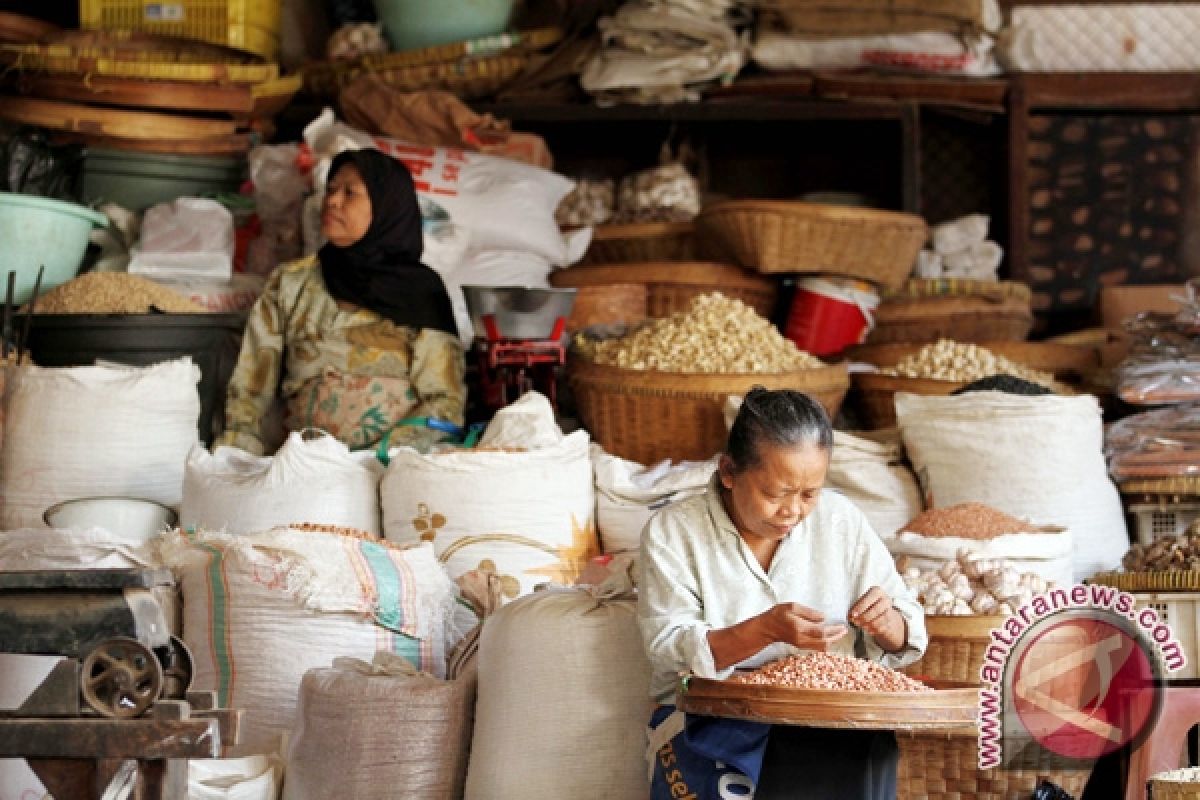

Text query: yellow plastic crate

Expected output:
[79,0,281,60]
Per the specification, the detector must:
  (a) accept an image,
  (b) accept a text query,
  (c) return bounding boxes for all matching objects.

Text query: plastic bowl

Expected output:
[43,496,178,543]
[372,0,516,51]
[462,285,577,340]
[0,192,108,305]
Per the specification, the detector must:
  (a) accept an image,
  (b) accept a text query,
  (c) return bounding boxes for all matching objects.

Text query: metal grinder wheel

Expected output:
[161,634,194,699]
[81,637,164,718]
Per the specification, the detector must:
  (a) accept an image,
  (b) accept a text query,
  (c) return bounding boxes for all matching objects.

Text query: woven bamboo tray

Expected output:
[579,222,697,265]
[901,615,1006,685]
[0,95,237,141]
[0,44,278,83]
[550,260,778,320]
[1088,570,1200,592]
[695,200,926,289]
[568,359,848,464]
[564,283,648,332]
[1120,476,1200,498]
[677,675,978,732]
[896,729,1091,800]
[870,280,1034,345]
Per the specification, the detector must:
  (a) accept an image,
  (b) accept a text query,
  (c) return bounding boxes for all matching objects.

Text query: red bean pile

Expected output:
[903,502,1036,539]
[728,652,932,692]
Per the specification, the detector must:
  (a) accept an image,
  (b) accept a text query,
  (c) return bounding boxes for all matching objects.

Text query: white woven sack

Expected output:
[284,654,474,800]
[825,430,923,539]
[162,528,459,755]
[382,395,596,596]
[592,445,716,555]
[883,528,1074,587]
[181,431,384,536]
[895,391,1129,581]
[189,756,280,800]
[0,358,200,529]
[464,579,651,800]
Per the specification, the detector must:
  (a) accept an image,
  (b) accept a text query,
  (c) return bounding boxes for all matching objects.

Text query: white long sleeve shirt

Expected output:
[638,477,927,704]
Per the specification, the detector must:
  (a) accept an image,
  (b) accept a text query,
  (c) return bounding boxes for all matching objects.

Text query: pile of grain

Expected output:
[881,339,1057,387]
[729,652,931,692]
[32,273,205,314]
[902,502,1039,539]
[1122,532,1200,573]
[574,292,823,373]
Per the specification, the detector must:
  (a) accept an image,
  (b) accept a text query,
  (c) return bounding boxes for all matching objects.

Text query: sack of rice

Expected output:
[181,431,384,536]
[0,358,200,529]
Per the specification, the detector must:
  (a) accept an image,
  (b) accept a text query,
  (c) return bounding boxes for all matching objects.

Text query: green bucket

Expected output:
[0,192,108,305]
[82,149,246,212]
[372,0,516,52]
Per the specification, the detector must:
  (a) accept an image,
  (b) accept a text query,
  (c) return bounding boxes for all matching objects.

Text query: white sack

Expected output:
[592,445,717,555]
[0,359,199,529]
[464,575,651,800]
[825,430,923,539]
[753,30,999,76]
[382,393,597,597]
[284,653,474,800]
[931,214,990,255]
[181,432,384,536]
[162,528,460,755]
[895,391,1129,581]
[884,528,1074,587]
[189,756,280,800]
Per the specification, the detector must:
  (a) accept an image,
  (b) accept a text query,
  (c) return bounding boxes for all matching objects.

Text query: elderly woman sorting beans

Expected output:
[639,387,928,799]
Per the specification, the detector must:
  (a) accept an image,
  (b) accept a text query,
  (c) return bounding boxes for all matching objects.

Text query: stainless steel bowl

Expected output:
[462,286,577,340]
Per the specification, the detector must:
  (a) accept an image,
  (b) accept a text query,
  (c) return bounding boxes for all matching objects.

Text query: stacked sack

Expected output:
[914,214,1005,281]
[382,392,598,597]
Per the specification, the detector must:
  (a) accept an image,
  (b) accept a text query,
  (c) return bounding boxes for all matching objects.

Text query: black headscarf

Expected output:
[318,149,458,336]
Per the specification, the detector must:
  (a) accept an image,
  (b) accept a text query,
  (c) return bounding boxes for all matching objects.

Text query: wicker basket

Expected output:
[568,359,849,464]
[853,373,964,429]
[1150,767,1200,799]
[550,261,778,320]
[695,200,927,289]
[564,283,648,332]
[897,729,1091,800]
[579,222,697,265]
[869,280,1034,345]
[901,615,1005,684]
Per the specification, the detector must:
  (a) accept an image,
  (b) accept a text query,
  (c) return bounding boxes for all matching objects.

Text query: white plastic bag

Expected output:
[128,197,235,282]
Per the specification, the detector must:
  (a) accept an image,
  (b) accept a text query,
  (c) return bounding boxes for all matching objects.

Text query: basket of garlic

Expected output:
[569,292,849,464]
[898,548,1054,684]
[849,338,1096,428]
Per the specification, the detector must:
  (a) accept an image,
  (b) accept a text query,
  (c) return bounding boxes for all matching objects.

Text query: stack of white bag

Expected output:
[284,652,475,800]
[581,0,747,105]
[382,392,597,597]
[825,430,923,540]
[0,358,200,529]
[914,214,1005,281]
[465,566,651,800]
[181,430,384,536]
[895,391,1130,581]
[592,445,717,556]
[161,527,465,755]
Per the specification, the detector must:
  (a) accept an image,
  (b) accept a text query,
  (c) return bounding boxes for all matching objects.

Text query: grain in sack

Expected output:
[284,653,474,800]
[382,392,597,597]
[0,358,200,529]
[592,444,717,555]
[895,391,1128,581]
[161,528,462,756]
[464,571,651,800]
[825,429,923,539]
[182,430,384,536]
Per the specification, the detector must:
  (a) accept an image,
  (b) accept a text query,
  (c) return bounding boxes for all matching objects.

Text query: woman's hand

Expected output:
[849,587,907,653]
[759,603,849,651]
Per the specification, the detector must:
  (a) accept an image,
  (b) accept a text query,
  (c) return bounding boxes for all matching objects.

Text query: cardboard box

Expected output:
[1099,284,1186,328]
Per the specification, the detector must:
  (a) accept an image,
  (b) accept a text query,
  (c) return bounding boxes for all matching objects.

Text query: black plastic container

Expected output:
[25,313,247,445]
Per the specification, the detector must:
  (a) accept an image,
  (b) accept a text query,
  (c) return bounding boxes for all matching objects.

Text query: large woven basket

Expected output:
[564,283,648,332]
[550,261,778,320]
[580,222,697,265]
[896,729,1091,800]
[869,280,1034,345]
[568,359,849,464]
[695,200,927,289]
[901,615,1005,684]
[1150,767,1200,799]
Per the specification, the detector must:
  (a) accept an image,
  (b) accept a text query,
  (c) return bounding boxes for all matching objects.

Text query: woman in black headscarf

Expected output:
[217,149,467,455]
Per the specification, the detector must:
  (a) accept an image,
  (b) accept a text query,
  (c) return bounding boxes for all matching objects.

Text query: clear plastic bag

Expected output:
[1105,403,1200,482]
[1115,279,1200,405]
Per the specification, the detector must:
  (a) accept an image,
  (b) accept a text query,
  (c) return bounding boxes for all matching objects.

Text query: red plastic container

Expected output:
[785,277,878,357]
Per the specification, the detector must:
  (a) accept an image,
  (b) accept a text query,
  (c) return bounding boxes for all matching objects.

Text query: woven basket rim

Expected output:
[849,340,1099,373]
[852,372,965,393]
[699,198,926,227]
[1088,571,1200,592]
[1120,476,1200,496]
[923,614,1009,638]
[883,278,1033,302]
[591,221,695,240]
[874,305,1034,324]
[551,261,773,291]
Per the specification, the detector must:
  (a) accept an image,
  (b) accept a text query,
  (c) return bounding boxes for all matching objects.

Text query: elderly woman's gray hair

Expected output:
[725,387,833,473]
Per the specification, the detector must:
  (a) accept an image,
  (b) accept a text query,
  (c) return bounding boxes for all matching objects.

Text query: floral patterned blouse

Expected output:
[217,255,466,455]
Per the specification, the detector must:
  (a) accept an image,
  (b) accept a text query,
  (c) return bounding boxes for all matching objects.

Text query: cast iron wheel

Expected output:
[159,634,194,699]
[81,637,163,718]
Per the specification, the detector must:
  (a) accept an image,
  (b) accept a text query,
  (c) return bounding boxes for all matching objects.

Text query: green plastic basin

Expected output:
[372,0,516,51]
[0,193,108,305]
[82,149,246,212]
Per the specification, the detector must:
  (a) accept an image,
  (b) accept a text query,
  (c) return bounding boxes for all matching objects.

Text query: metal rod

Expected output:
[17,265,43,366]
[2,271,14,361]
